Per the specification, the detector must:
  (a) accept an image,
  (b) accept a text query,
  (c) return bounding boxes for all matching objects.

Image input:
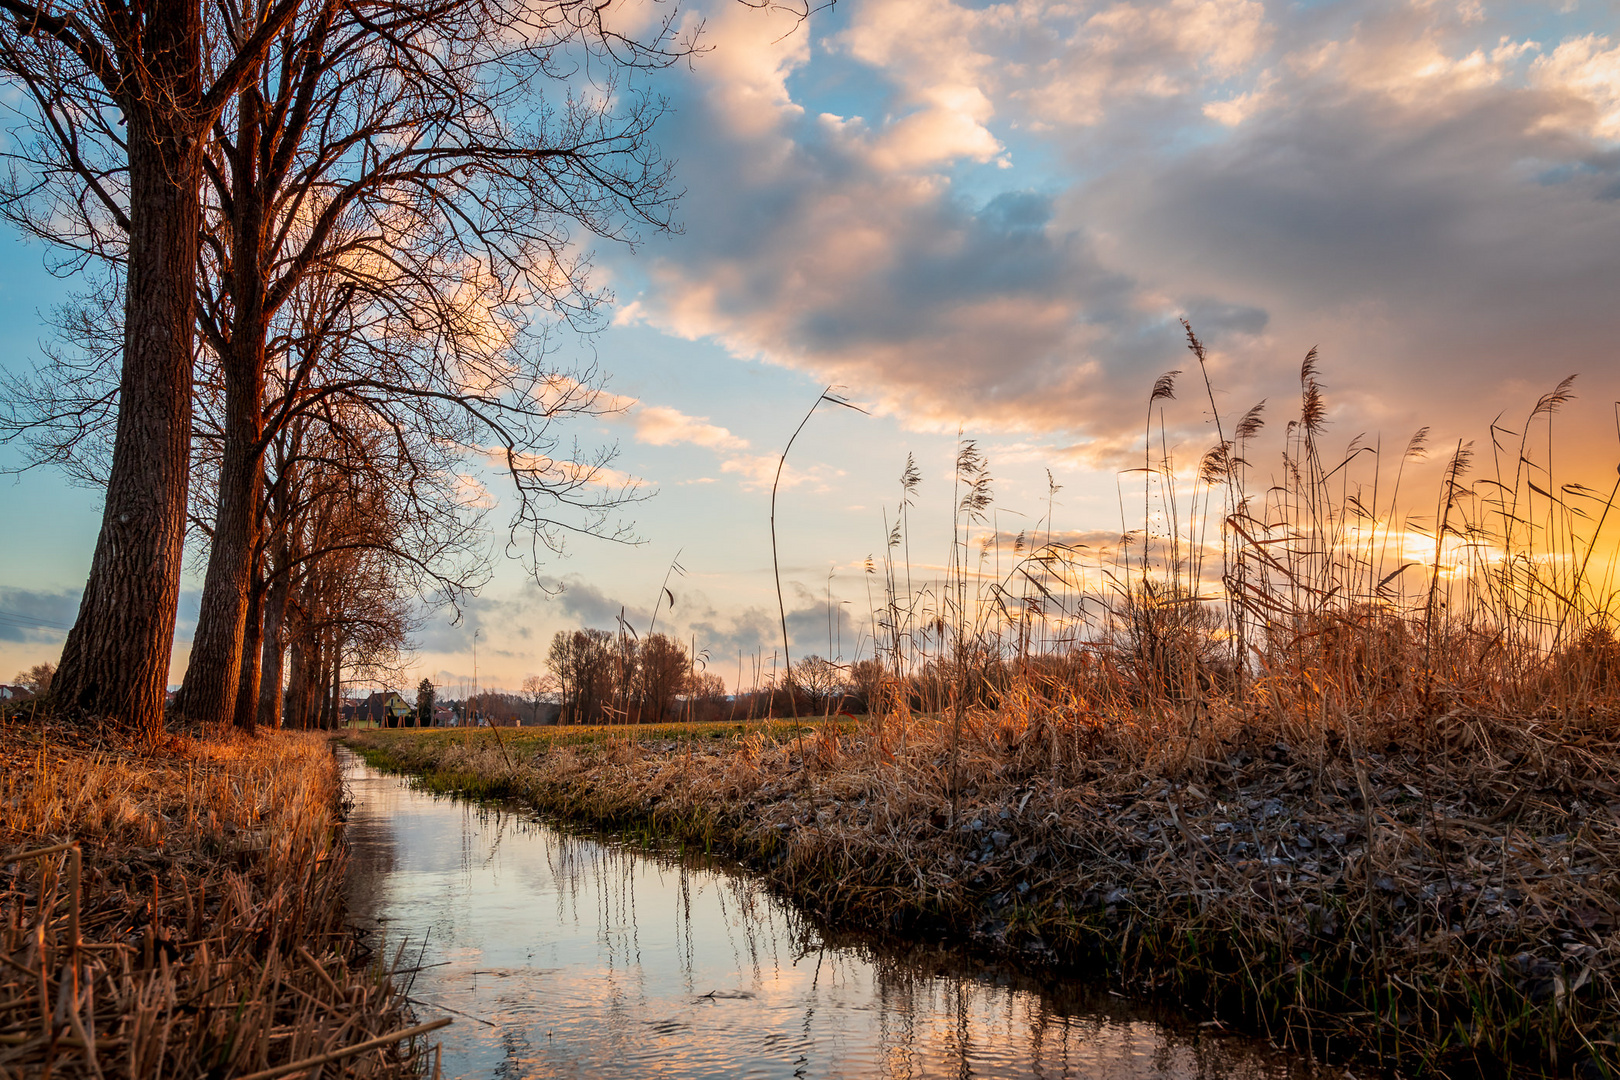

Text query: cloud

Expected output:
[688,595,866,679]
[632,404,750,451]
[548,574,655,632]
[718,452,831,492]
[1531,34,1620,139]
[619,399,831,489]
[836,0,1270,134]
[615,0,1620,466]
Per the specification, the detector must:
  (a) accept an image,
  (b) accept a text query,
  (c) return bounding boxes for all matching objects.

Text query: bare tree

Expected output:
[170,0,686,727]
[636,633,689,723]
[0,0,315,730]
[252,390,481,729]
[521,673,555,725]
[547,628,614,724]
[12,662,55,697]
[0,0,797,732]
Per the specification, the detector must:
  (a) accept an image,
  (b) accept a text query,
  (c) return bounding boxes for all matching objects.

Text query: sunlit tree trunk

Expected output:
[54,6,204,729]
[177,94,270,727]
[232,545,266,732]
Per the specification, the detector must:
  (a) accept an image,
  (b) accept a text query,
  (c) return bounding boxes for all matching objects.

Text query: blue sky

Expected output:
[4,0,1620,693]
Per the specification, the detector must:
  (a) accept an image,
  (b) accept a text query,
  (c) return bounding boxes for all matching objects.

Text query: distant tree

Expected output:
[689,672,727,719]
[547,629,614,724]
[636,634,690,723]
[790,655,843,713]
[416,679,435,729]
[522,674,555,725]
[13,662,55,697]
[847,659,884,713]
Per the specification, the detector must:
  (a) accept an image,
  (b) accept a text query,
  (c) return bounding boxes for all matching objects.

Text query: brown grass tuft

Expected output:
[0,715,435,1079]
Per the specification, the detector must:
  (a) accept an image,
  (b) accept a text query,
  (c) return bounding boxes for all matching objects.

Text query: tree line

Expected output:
[0,0,716,731]
[546,630,726,724]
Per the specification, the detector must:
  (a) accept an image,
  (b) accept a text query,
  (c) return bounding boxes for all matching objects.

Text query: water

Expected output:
[341,750,1336,1080]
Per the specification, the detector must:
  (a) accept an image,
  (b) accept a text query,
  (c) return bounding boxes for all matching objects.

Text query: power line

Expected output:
[0,608,73,631]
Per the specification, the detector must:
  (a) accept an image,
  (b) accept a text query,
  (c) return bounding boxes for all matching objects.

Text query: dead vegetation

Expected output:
[351,356,1620,1077]
[0,714,441,1079]
[354,705,1620,1079]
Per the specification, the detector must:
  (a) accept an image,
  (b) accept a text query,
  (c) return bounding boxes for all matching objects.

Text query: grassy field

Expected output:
[351,710,1620,1079]
[0,713,440,1079]
[346,719,840,795]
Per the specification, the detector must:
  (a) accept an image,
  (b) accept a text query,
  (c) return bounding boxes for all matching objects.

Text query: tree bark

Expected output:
[232,548,265,732]
[320,629,340,730]
[285,607,309,730]
[256,542,290,729]
[54,8,204,731]
[176,95,269,727]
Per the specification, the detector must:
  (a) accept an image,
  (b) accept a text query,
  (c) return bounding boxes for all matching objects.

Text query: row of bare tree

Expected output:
[0,0,707,729]
[546,629,725,725]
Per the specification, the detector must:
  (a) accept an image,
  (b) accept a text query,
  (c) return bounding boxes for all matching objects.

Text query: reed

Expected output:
[358,347,1620,1077]
[0,715,436,1079]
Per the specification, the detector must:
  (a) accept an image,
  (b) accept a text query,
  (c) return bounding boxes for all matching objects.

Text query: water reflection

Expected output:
[340,751,1334,1080]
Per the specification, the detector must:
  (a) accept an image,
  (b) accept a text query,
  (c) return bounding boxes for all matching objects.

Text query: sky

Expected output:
[3,0,1620,695]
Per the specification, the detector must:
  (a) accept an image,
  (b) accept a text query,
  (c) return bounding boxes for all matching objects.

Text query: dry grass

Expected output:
[353,698,1620,1079]
[358,356,1620,1077]
[0,712,440,1079]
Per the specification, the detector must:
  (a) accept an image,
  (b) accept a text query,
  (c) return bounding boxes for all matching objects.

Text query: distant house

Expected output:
[0,684,23,702]
[432,704,455,727]
[350,691,415,727]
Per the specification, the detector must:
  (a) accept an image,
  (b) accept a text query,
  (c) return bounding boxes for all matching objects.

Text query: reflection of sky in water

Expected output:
[341,752,1334,1080]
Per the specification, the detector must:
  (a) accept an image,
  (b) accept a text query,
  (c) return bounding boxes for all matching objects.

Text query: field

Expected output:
[0,715,439,1079]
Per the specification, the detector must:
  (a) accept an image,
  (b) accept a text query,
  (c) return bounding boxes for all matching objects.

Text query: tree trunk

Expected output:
[54,39,204,731]
[232,549,265,732]
[320,630,341,730]
[256,545,290,729]
[177,398,264,724]
[286,628,308,730]
[176,99,269,727]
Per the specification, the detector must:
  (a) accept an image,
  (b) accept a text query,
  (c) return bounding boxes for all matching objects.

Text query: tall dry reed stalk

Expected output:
[833,335,1620,761]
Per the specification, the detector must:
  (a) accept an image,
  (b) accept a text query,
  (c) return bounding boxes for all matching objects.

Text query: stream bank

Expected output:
[348,716,1620,1079]
[0,714,431,1079]
[340,743,1337,1079]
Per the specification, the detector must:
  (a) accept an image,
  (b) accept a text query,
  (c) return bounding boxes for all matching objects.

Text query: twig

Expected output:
[233,1017,452,1080]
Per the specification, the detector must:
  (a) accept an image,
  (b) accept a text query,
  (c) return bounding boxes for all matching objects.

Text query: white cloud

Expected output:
[1531,34,1620,138]
[719,453,828,492]
[632,404,751,451]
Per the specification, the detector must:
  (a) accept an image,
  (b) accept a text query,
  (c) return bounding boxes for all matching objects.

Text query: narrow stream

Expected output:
[340,749,1337,1080]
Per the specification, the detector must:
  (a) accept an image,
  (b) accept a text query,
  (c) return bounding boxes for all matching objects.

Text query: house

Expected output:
[350,691,415,727]
[432,704,455,727]
[0,684,24,702]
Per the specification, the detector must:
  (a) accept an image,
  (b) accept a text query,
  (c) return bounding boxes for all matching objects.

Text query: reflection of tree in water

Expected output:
[339,753,401,932]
